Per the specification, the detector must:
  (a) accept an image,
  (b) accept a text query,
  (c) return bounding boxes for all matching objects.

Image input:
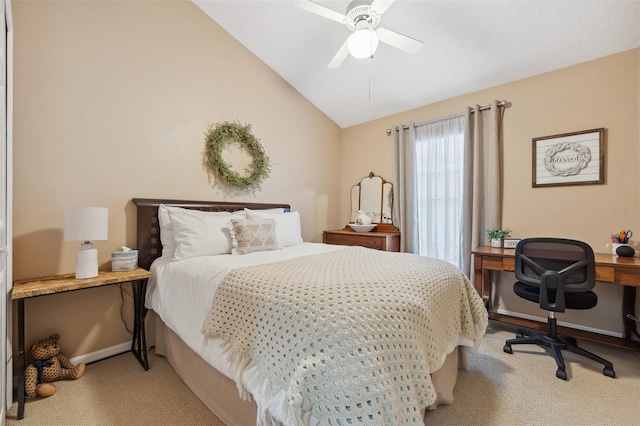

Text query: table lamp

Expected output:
[64,207,109,279]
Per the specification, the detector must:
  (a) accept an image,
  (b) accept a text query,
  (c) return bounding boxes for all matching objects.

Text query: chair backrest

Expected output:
[515,238,595,311]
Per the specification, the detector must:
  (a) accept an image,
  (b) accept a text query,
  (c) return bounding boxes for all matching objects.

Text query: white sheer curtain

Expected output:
[392,115,465,265]
[414,114,466,267]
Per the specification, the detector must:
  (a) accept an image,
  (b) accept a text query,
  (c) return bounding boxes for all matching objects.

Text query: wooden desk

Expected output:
[471,246,640,350]
[12,268,152,420]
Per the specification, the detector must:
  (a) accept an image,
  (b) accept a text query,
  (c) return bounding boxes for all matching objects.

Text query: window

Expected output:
[414,114,465,268]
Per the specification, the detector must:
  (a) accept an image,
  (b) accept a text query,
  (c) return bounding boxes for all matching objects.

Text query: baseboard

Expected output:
[494,308,624,338]
[69,342,131,365]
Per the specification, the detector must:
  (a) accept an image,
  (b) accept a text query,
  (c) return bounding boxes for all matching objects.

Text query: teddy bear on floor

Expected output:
[24,334,85,398]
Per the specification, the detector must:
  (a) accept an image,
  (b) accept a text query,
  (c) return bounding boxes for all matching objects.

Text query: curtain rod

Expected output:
[385,100,507,135]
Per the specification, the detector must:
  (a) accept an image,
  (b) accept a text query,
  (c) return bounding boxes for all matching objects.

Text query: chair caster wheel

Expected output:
[603,367,615,378]
[503,344,513,354]
[556,369,567,380]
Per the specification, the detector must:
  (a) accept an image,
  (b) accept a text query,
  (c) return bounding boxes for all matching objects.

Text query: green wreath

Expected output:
[204,121,271,190]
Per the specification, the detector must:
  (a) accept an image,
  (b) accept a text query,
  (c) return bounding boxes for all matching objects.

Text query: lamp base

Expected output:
[76,247,98,279]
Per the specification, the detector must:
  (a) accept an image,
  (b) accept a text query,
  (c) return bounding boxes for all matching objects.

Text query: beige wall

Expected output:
[12,0,342,357]
[342,48,640,335]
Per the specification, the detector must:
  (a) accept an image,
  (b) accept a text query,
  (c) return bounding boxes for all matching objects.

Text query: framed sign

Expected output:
[502,238,521,249]
[532,128,605,188]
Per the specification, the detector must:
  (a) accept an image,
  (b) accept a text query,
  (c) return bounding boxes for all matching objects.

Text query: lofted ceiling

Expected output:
[193,0,640,128]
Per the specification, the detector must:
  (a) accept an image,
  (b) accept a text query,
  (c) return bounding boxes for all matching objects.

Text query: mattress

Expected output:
[146,242,484,424]
[151,313,462,426]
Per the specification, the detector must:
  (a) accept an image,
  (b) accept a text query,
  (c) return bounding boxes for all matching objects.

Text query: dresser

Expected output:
[323,229,401,252]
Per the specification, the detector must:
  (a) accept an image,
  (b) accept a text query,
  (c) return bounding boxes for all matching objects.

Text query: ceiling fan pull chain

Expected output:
[368,55,372,101]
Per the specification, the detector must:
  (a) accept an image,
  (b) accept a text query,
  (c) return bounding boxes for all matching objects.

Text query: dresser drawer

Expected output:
[323,230,400,252]
[324,232,383,249]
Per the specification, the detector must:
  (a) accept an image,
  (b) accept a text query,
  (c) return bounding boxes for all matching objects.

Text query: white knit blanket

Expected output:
[201,247,488,425]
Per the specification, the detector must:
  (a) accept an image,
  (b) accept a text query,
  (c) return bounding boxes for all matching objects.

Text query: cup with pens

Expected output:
[606,229,635,257]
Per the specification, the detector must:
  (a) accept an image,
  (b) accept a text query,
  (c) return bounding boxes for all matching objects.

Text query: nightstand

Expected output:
[11,268,152,420]
[323,229,401,252]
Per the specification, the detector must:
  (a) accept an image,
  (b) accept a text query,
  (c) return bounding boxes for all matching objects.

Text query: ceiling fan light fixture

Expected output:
[347,28,379,59]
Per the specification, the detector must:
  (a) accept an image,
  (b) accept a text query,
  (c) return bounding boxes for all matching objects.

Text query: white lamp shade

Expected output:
[64,207,109,242]
[347,28,379,59]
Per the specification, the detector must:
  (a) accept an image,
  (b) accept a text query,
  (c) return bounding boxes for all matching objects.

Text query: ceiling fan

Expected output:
[295,0,423,69]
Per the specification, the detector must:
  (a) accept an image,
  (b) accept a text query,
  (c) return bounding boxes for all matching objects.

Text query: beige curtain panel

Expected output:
[392,122,416,253]
[461,100,504,277]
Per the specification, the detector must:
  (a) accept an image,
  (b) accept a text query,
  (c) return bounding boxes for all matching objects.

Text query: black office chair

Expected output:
[503,238,615,380]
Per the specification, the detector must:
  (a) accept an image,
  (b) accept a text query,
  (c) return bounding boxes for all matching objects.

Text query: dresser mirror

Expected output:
[350,172,395,227]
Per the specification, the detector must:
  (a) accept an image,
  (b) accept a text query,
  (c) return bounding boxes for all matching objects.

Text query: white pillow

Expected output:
[245,210,303,247]
[244,207,285,215]
[167,208,243,260]
[158,204,180,257]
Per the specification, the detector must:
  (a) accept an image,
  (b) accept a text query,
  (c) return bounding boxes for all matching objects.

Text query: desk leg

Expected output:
[17,299,25,420]
[131,279,149,370]
[472,256,483,297]
[481,269,491,306]
[472,256,491,307]
[622,285,639,341]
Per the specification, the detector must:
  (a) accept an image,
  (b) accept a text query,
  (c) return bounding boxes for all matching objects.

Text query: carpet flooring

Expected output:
[5,325,640,425]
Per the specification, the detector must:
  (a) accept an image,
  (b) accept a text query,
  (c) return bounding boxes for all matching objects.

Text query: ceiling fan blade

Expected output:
[293,0,347,24]
[376,27,423,54]
[327,40,349,69]
[370,0,395,16]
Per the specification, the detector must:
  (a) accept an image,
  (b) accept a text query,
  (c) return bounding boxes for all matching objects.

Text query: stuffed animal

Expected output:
[24,334,85,398]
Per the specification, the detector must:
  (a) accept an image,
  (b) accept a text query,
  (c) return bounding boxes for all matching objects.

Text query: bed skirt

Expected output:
[149,310,463,425]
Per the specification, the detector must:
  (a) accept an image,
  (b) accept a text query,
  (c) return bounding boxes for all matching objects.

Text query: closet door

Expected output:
[1,0,12,419]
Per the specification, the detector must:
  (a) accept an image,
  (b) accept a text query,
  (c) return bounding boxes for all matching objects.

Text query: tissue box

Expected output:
[111,250,138,271]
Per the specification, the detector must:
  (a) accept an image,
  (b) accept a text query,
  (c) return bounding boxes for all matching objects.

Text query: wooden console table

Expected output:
[12,268,152,420]
[471,246,640,350]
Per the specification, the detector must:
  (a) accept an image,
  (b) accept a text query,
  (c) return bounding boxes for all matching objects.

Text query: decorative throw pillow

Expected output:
[229,218,279,255]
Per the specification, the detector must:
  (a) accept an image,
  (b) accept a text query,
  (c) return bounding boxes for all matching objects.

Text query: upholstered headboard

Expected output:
[132,198,291,270]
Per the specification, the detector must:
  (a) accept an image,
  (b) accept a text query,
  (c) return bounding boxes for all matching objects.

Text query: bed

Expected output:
[133,198,488,426]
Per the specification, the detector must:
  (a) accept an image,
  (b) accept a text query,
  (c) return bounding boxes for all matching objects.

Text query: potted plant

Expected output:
[486,228,511,248]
